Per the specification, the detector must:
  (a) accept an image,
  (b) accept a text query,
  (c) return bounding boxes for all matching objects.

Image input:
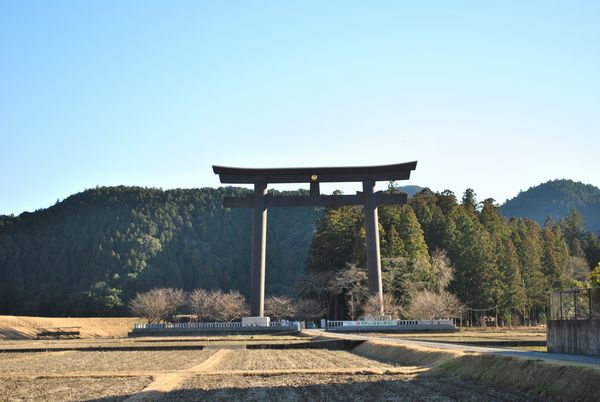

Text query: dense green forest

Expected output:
[1,182,599,321]
[304,186,600,323]
[0,186,319,316]
[501,179,600,233]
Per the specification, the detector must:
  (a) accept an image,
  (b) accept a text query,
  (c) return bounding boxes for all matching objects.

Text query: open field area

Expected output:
[3,323,598,401]
[362,326,547,342]
[0,336,543,402]
[0,335,310,352]
[0,316,141,339]
[355,326,547,351]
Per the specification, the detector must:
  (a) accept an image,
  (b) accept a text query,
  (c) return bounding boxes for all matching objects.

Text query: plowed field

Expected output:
[0,337,532,401]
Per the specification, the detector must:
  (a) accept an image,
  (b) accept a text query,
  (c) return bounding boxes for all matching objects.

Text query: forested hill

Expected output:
[0,186,320,316]
[397,185,424,197]
[501,180,600,233]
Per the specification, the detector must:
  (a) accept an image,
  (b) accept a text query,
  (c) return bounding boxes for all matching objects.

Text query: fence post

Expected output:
[559,292,563,320]
[574,291,578,319]
[590,288,593,319]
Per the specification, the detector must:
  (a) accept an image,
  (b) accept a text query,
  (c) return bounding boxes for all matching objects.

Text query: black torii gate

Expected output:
[213,161,418,317]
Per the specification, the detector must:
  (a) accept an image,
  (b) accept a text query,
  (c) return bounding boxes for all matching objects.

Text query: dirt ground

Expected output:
[0,376,152,402]
[170,372,532,402]
[0,350,216,374]
[0,335,310,351]
[0,339,534,402]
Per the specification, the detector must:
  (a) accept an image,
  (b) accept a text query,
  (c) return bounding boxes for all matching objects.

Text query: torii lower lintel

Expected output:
[213,162,417,318]
[223,192,408,208]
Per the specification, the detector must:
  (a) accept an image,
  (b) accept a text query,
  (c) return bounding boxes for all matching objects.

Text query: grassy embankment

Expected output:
[354,340,599,402]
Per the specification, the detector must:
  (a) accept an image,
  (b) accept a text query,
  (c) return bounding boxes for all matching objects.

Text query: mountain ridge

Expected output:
[500,179,600,233]
[0,186,320,316]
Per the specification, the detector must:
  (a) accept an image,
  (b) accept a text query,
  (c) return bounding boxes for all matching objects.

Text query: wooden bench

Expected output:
[36,327,81,339]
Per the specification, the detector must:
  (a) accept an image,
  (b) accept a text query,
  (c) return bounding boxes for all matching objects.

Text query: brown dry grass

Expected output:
[440,353,600,402]
[0,334,311,353]
[0,336,569,402]
[171,373,528,401]
[0,315,141,339]
[0,376,152,401]
[0,347,534,402]
[353,340,464,368]
[0,350,216,375]
[206,349,395,371]
[362,328,547,343]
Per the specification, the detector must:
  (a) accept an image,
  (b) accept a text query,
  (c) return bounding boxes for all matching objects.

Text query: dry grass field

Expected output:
[0,350,217,374]
[361,326,547,343]
[170,372,529,401]
[0,316,140,339]
[0,336,311,352]
[0,336,536,402]
[0,320,569,401]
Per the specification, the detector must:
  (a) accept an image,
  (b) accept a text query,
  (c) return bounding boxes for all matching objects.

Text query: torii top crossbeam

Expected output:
[213,161,418,318]
[213,161,417,183]
[213,162,417,208]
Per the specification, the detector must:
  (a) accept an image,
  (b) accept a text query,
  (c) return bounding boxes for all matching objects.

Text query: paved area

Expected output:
[305,329,600,369]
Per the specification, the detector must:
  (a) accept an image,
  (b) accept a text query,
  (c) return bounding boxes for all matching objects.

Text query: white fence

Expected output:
[134,321,297,330]
[326,319,454,327]
[323,319,456,332]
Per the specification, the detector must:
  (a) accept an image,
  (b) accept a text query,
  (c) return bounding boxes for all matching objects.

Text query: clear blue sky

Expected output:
[1,1,599,216]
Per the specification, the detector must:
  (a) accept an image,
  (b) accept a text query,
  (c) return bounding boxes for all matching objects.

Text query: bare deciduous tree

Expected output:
[408,290,464,320]
[129,288,185,323]
[566,256,590,282]
[299,271,334,307]
[265,296,298,320]
[189,289,249,322]
[296,298,326,321]
[328,265,368,320]
[430,249,454,293]
[165,288,186,310]
[361,293,403,319]
[189,289,216,321]
[216,290,250,322]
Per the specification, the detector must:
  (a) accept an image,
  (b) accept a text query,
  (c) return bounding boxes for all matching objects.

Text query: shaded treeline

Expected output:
[0,186,318,315]
[304,186,600,323]
[1,184,599,321]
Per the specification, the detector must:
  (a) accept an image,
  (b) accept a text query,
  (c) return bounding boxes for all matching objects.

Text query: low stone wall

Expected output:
[547,319,600,356]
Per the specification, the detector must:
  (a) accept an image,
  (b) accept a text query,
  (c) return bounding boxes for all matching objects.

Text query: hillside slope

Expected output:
[0,315,139,339]
[0,186,320,316]
[501,179,600,233]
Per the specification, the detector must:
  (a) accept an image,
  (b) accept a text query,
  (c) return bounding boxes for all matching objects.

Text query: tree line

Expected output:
[128,287,324,323]
[1,184,599,322]
[302,185,600,324]
[0,186,318,316]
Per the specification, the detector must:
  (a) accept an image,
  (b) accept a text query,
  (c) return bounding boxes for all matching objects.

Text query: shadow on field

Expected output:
[84,373,534,402]
[0,327,31,339]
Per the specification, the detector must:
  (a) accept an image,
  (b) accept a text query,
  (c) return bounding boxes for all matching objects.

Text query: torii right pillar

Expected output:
[362,180,384,315]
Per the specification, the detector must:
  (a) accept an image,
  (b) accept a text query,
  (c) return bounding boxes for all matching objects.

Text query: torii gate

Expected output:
[213,161,418,317]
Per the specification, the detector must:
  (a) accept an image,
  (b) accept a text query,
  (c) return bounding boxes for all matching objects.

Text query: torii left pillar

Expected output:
[251,182,267,317]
